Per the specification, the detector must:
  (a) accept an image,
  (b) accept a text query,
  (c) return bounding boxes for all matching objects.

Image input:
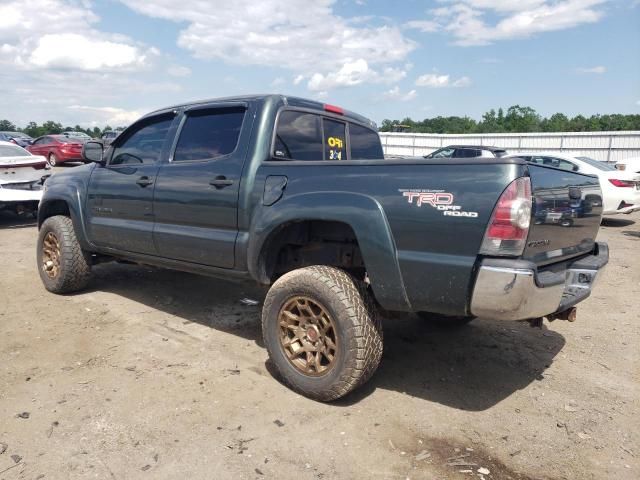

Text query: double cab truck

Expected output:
[37,94,609,401]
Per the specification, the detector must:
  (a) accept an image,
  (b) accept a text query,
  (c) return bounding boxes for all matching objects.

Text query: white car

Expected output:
[615,156,640,174]
[507,151,640,215]
[0,141,50,216]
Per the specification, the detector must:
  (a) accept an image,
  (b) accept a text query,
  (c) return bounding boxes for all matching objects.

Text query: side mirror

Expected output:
[82,141,105,164]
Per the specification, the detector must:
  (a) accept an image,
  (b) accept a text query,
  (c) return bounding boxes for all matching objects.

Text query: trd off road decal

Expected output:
[399,189,479,218]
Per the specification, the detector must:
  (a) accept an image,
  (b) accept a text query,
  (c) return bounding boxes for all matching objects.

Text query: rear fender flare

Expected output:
[247,192,411,311]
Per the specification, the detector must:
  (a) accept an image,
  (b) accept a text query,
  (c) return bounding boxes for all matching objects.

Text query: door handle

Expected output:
[136,176,154,187]
[209,176,234,188]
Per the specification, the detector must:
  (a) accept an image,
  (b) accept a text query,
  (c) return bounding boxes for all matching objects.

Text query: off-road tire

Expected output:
[48,153,57,167]
[37,215,92,293]
[417,312,476,328]
[262,266,383,402]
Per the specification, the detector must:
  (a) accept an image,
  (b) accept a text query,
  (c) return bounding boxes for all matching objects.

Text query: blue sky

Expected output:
[1,0,638,127]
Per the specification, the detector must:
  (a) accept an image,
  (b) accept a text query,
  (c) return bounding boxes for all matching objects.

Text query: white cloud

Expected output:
[67,106,142,126]
[415,73,472,88]
[0,0,151,71]
[452,76,472,87]
[307,59,408,91]
[577,65,606,74]
[116,0,416,92]
[382,86,417,102]
[408,0,607,46]
[404,20,440,32]
[167,65,192,77]
[29,34,147,70]
[415,73,451,88]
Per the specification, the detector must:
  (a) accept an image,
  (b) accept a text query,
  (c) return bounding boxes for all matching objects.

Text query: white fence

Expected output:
[379,131,640,162]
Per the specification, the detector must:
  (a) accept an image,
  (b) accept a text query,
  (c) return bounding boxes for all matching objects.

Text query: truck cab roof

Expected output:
[145,94,377,129]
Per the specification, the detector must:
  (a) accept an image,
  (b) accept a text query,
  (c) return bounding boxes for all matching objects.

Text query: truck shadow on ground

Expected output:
[601,217,635,228]
[338,315,565,411]
[90,263,565,412]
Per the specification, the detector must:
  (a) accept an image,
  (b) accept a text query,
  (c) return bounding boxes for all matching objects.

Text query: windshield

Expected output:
[0,145,31,157]
[576,156,616,171]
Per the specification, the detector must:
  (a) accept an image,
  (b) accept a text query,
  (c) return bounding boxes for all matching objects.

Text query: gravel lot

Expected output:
[0,210,638,480]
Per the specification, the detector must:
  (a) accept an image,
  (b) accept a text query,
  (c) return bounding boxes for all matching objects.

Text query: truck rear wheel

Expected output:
[262,266,383,402]
[37,215,92,293]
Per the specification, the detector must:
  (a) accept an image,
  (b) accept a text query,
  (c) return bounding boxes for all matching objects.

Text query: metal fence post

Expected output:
[607,135,613,162]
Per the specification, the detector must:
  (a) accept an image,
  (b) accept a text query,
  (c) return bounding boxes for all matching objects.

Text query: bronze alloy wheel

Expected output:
[278,296,338,376]
[42,231,61,278]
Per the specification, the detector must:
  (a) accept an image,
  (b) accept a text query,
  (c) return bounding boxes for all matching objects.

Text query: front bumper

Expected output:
[470,243,609,321]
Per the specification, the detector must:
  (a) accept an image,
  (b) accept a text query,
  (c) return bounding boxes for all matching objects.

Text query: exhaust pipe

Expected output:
[547,307,577,322]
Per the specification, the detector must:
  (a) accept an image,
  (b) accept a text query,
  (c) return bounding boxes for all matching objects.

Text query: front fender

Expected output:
[247,191,411,311]
[38,174,91,250]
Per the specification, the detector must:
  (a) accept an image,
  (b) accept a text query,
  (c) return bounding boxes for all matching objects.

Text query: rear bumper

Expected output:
[603,203,640,215]
[470,243,609,321]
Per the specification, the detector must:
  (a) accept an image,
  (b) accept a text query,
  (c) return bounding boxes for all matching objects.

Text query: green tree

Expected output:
[41,121,63,134]
[504,105,540,132]
[0,119,17,131]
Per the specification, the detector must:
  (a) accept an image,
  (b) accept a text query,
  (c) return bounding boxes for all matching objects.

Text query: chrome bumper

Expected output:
[470,243,608,321]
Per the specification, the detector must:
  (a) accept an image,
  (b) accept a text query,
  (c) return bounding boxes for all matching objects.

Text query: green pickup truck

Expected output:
[36,94,608,401]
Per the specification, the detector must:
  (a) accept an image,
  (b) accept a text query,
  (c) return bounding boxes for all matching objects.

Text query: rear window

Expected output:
[350,124,383,159]
[273,110,382,161]
[576,156,616,171]
[323,118,346,161]
[174,108,245,162]
[0,145,30,157]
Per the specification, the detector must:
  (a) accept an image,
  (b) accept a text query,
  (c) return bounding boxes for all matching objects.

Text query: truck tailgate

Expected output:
[524,164,603,266]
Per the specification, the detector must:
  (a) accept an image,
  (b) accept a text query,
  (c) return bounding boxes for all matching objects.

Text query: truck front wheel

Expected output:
[262,266,383,402]
[37,215,92,293]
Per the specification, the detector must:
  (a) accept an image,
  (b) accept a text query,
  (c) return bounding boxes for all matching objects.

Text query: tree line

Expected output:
[380,105,640,134]
[0,119,124,139]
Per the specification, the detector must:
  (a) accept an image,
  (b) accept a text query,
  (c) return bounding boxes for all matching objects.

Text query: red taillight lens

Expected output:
[609,179,634,188]
[480,177,532,256]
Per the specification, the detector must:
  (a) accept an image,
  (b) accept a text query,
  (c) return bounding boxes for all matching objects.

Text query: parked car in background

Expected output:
[615,156,640,173]
[0,131,34,148]
[101,130,120,145]
[506,152,640,215]
[27,135,85,166]
[0,141,49,216]
[61,131,92,141]
[424,145,508,159]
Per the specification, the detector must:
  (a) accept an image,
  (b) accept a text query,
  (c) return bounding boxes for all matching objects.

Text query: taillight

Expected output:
[609,179,634,188]
[480,176,532,256]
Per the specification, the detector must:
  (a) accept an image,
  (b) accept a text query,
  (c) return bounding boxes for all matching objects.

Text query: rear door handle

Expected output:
[136,176,154,187]
[209,176,234,188]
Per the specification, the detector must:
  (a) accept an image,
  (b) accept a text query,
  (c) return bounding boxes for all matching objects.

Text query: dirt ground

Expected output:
[0,211,638,480]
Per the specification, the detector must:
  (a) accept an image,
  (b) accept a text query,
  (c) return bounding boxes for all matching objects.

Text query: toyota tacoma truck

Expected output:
[36,94,609,401]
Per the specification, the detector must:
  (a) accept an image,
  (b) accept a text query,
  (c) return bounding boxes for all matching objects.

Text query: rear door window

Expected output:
[454,148,481,158]
[274,111,323,160]
[350,124,383,159]
[173,108,245,162]
[323,118,346,161]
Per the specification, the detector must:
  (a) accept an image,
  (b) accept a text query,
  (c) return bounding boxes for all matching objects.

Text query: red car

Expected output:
[27,135,85,166]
